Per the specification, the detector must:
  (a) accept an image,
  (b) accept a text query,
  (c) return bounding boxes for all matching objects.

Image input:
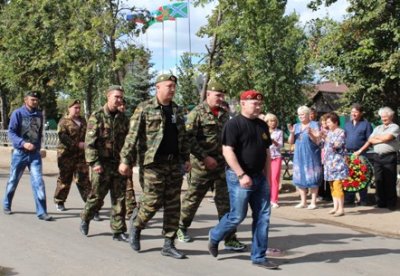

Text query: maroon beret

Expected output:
[240,90,263,101]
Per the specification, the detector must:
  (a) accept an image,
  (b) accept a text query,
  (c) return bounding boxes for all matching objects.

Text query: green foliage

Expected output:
[0,0,152,119]
[307,0,338,11]
[175,53,200,107]
[198,0,311,123]
[308,0,400,120]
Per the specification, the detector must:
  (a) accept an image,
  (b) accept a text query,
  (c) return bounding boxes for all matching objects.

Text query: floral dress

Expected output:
[292,121,322,188]
[323,128,348,181]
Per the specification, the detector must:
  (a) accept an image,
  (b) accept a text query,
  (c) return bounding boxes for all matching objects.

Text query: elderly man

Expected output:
[80,85,130,241]
[357,107,399,210]
[208,90,278,269]
[344,103,373,206]
[3,91,52,221]
[177,79,245,251]
[119,74,190,259]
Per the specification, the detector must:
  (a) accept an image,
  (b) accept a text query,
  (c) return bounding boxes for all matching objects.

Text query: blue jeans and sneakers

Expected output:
[208,169,278,269]
[3,149,52,221]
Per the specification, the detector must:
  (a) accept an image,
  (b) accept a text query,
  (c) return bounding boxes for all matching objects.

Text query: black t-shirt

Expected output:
[156,104,179,155]
[221,114,271,175]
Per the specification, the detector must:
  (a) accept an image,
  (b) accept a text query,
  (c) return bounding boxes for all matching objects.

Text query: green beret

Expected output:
[106,85,124,93]
[207,79,226,93]
[24,91,41,99]
[156,74,178,84]
[67,99,81,108]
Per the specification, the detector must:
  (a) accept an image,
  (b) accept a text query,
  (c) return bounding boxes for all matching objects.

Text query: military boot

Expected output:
[129,225,141,251]
[161,238,186,259]
[80,220,89,236]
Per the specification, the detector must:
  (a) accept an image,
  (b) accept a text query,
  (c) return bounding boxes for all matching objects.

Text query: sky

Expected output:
[127,0,348,74]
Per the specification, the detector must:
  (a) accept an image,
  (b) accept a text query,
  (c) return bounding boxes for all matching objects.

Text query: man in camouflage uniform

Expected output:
[54,99,91,211]
[117,99,137,219]
[80,86,130,242]
[177,80,246,251]
[119,74,190,259]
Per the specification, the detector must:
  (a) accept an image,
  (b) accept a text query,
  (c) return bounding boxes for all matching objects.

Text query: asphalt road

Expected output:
[1,168,400,276]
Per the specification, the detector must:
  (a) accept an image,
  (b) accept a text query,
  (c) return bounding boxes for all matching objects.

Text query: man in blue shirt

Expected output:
[3,91,52,221]
[344,103,373,206]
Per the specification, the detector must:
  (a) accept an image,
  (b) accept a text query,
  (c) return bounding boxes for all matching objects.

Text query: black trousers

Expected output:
[373,152,398,208]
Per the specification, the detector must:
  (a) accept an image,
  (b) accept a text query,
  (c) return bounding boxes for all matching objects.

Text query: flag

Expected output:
[166,2,188,18]
[126,13,146,24]
[153,5,176,22]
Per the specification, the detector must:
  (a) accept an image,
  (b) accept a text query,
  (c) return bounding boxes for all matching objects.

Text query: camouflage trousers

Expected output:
[125,174,137,219]
[179,162,230,230]
[134,158,183,239]
[81,162,127,233]
[54,155,90,204]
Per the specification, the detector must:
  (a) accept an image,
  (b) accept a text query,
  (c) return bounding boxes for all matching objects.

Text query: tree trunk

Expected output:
[200,7,223,102]
[0,87,9,129]
[85,76,95,119]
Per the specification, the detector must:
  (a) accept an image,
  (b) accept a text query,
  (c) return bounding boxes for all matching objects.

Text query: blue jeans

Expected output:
[3,149,48,217]
[209,169,271,263]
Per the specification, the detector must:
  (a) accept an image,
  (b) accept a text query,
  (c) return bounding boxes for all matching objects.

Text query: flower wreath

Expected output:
[342,154,373,192]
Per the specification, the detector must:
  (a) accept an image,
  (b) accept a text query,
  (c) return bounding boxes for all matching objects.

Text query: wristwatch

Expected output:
[238,172,246,180]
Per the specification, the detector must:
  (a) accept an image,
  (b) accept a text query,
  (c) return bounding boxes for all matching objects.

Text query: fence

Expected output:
[0,130,58,149]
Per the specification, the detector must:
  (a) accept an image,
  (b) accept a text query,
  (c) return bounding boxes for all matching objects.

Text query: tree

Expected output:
[175,53,200,107]
[197,0,311,123]
[0,0,65,120]
[51,0,151,115]
[0,0,151,119]
[307,0,400,120]
[122,49,155,114]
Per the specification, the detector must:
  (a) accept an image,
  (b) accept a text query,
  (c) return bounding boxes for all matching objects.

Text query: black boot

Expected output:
[80,220,89,236]
[93,211,102,221]
[161,238,186,259]
[113,232,129,242]
[129,225,141,251]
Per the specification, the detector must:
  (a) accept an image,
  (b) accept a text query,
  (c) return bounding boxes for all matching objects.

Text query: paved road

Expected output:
[1,169,400,276]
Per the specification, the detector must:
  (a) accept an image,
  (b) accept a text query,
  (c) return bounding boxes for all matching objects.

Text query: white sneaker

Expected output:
[307,204,317,210]
[271,203,279,208]
[294,203,307,209]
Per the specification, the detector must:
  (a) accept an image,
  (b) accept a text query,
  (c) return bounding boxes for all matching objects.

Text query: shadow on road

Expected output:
[0,265,17,276]
[283,248,400,264]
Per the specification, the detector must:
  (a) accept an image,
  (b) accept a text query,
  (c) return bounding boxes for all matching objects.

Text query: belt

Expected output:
[155,154,178,161]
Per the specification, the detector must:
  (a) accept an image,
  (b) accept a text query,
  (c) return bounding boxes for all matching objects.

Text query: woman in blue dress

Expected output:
[323,112,348,216]
[288,106,322,209]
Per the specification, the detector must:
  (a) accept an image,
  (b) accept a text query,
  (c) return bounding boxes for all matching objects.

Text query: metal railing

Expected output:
[0,130,58,149]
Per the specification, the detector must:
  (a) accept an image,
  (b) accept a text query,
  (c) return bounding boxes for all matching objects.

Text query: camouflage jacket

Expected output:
[57,115,87,158]
[85,104,129,166]
[120,96,190,166]
[186,101,229,164]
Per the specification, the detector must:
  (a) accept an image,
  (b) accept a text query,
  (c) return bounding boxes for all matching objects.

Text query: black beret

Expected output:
[25,91,41,99]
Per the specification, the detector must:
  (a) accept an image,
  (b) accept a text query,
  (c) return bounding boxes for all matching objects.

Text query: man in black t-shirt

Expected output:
[208,90,279,270]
